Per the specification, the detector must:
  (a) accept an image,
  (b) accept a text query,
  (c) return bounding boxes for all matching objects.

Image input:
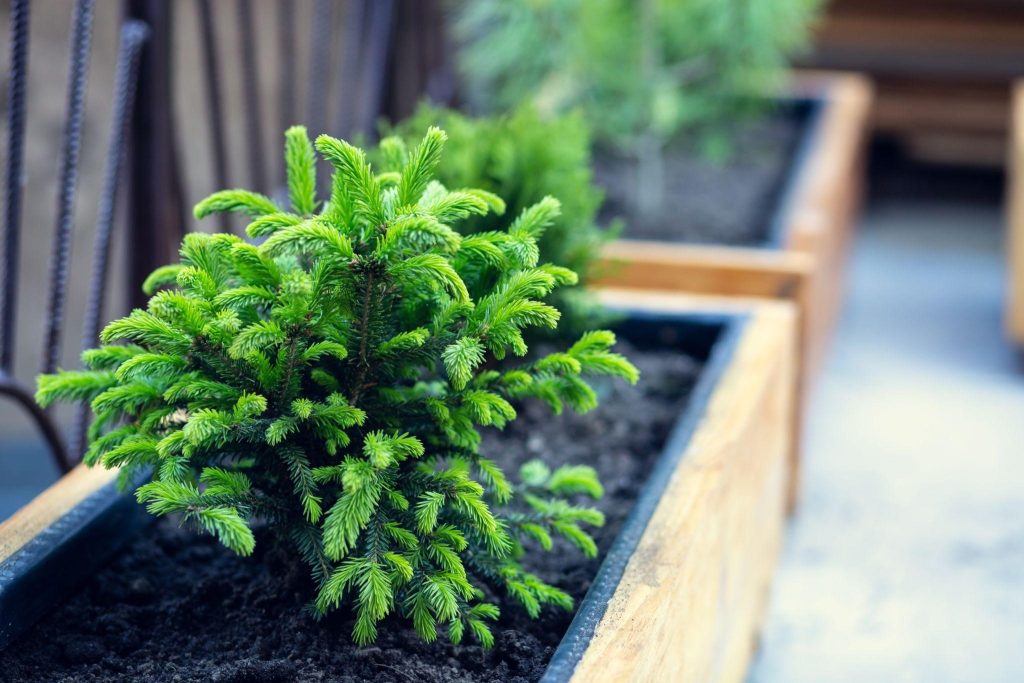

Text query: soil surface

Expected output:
[598,108,806,246]
[0,345,702,683]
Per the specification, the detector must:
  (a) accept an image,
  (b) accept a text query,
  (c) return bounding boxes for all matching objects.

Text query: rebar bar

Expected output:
[42,0,96,378]
[0,371,69,475]
[124,0,187,308]
[72,21,150,461]
[1,0,31,373]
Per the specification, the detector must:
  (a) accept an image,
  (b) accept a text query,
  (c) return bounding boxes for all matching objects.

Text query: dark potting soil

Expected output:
[598,108,807,246]
[0,345,702,683]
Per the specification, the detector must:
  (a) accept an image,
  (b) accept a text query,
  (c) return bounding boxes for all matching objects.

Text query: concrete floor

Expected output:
[749,197,1024,682]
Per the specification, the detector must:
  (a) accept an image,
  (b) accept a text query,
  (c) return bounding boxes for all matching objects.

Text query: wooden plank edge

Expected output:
[597,289,804,514]
[785,70,873,250]
[542,307,753,682]
[596,288,795,317]
[595,240,814,299]
[568,303,795,682]
[784,70,872,387]
[0,464,118,564]
[0,464,148,650]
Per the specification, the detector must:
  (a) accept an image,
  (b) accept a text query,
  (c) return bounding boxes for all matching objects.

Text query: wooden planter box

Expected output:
[1007,80,1024,344]
[595,71,872,390]
[0,293,796,682]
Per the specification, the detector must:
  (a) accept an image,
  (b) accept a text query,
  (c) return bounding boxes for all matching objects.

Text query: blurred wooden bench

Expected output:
[803,0,1024,167]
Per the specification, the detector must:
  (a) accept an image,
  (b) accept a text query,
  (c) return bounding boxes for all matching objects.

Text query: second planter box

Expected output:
[596,71,872,389]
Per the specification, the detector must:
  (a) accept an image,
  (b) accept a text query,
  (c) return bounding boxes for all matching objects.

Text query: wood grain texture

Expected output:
[0,464,117,564]
[573,293,797,683]
[1007,81,1024,344]
[599,288,803,512]
[597,241,813,299]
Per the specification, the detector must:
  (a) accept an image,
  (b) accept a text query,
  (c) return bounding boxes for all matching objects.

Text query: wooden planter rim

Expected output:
[0,466,142,649]
[542,309,746,682]
[763,93,830,249]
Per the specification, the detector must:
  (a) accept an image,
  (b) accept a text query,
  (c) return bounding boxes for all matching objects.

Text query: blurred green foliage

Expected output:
[455,0,823,155]
[380,104,616,337]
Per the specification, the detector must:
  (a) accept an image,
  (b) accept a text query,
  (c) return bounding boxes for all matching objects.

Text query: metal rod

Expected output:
[237,0,268,193]
[277,0,297,188]
[332,0,366,139]
[72,21,150,462]
[1,0,31,373]
[124,0,186,310]
[306,0,334,137]
[0,371,71,474]
[196,0,231,232]
[356,0,395,139]
[42,0,96,378]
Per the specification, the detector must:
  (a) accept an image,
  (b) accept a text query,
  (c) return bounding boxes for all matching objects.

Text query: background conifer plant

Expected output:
[36,126,639,647]
[377,104,614,338]
[455,0,824,215]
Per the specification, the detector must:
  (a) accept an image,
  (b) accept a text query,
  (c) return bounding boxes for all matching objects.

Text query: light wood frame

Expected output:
[545,291,797,682]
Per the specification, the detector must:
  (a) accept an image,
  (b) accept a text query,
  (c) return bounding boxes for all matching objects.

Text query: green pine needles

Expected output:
[456,0,824,214]
[36,126,639,648]
[457,0,823,150]
[378,104,614,338]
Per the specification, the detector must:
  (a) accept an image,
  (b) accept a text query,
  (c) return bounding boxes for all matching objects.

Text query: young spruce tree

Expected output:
[36,127,638,647]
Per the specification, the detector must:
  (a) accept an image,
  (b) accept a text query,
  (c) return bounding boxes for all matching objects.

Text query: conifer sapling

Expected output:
[36,126,639,647]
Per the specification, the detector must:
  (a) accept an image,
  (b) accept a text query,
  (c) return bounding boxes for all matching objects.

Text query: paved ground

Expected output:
[749,196,1024,682]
